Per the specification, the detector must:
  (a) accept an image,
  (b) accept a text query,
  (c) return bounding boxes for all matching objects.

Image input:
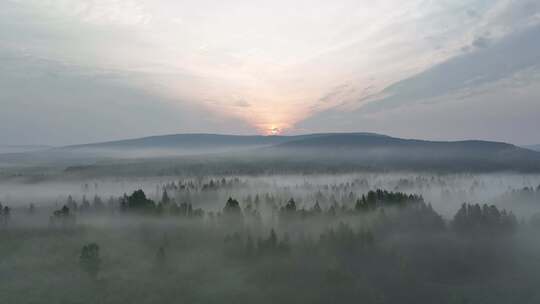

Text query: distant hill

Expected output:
[65,133,293,150]
[49,132,386,159]
[0,133,341,166]
[0,145,52,154]
[62,132,384,151]
[261,134,540,172]
[1,133,540,174]
[53,133,331,159]
[525,145,540,152]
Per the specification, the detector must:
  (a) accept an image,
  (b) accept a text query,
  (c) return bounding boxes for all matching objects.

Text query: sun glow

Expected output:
[268,126,280,135]
[254,121,289,135]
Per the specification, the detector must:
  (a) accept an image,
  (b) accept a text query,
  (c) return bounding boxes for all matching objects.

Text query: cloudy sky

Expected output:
[1,0,539,145]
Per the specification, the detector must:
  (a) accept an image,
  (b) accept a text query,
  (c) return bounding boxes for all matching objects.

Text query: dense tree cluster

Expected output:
[159,177,244,193]
[355,189,424,211]
[223,197,242,215]
[3,176,540,304]
[36,188,517,241]
[121,190,156,212]
[452,203,517,236]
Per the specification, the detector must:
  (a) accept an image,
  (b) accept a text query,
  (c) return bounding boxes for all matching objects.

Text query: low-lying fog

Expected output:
[2,173,539,219]
[2,172,540,304]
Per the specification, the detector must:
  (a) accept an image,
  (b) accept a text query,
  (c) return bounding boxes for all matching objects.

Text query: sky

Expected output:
[1,0,539,146]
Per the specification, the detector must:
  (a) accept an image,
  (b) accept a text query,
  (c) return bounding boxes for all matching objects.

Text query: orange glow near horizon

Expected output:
[255,123,285,136]
[269,126,280,135]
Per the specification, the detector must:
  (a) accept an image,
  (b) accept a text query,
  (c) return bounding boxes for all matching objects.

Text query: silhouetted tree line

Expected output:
[159,177,244,193]
[453,203,517,236]
[355,189,424,211]
[274,190,427,220]
[120,190,156,212]
[34,189,518,239]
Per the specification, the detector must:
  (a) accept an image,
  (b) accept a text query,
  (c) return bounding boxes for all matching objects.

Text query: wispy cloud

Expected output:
[1,0,539,142]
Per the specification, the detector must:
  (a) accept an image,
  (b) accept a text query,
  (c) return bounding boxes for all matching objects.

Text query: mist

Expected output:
[2,163,540,303]
[2,0,540,302]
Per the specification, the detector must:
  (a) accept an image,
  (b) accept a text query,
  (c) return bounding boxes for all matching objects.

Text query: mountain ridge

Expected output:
[525,145,540,152]
[1,133,539,173]
[60,132,387,150]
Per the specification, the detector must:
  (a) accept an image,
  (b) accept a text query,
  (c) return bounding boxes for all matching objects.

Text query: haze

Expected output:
[3,2,540,304]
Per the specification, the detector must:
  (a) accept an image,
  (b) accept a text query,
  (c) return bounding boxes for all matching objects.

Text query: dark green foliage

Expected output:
[284,198,297,212]
[452,203,517,236]
[354,190,423,213]
[377,201,446,234]
[122,190,156,213]
[224,197,242,215]
[280,198,299,221]
[355,194,372,212]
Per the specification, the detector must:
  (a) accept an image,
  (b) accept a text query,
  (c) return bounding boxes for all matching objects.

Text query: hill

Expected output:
[1,133,540,176]
[525,145,540,152]
[261,134,540,172]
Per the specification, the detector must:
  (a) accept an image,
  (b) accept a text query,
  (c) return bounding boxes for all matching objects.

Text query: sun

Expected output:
[269,126,281,136]
[258,123,286,136]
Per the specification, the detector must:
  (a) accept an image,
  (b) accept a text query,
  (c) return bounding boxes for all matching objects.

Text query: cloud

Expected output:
[297,66,540,145]
[0,51,252,145]
[296,0,540,144]
[356,24,540,114]
[7,0,151,26]
[233,100,251,108]
[472,35,491,48]
[1,0,539,143]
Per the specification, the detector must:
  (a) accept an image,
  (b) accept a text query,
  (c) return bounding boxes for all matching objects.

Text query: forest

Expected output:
[1,173,540,304]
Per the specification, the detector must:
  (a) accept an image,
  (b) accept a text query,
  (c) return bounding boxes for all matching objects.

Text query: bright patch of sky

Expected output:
[1,0,539,144]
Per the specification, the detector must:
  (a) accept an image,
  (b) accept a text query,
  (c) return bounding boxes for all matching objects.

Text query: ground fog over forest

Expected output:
[2,172,540,304]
